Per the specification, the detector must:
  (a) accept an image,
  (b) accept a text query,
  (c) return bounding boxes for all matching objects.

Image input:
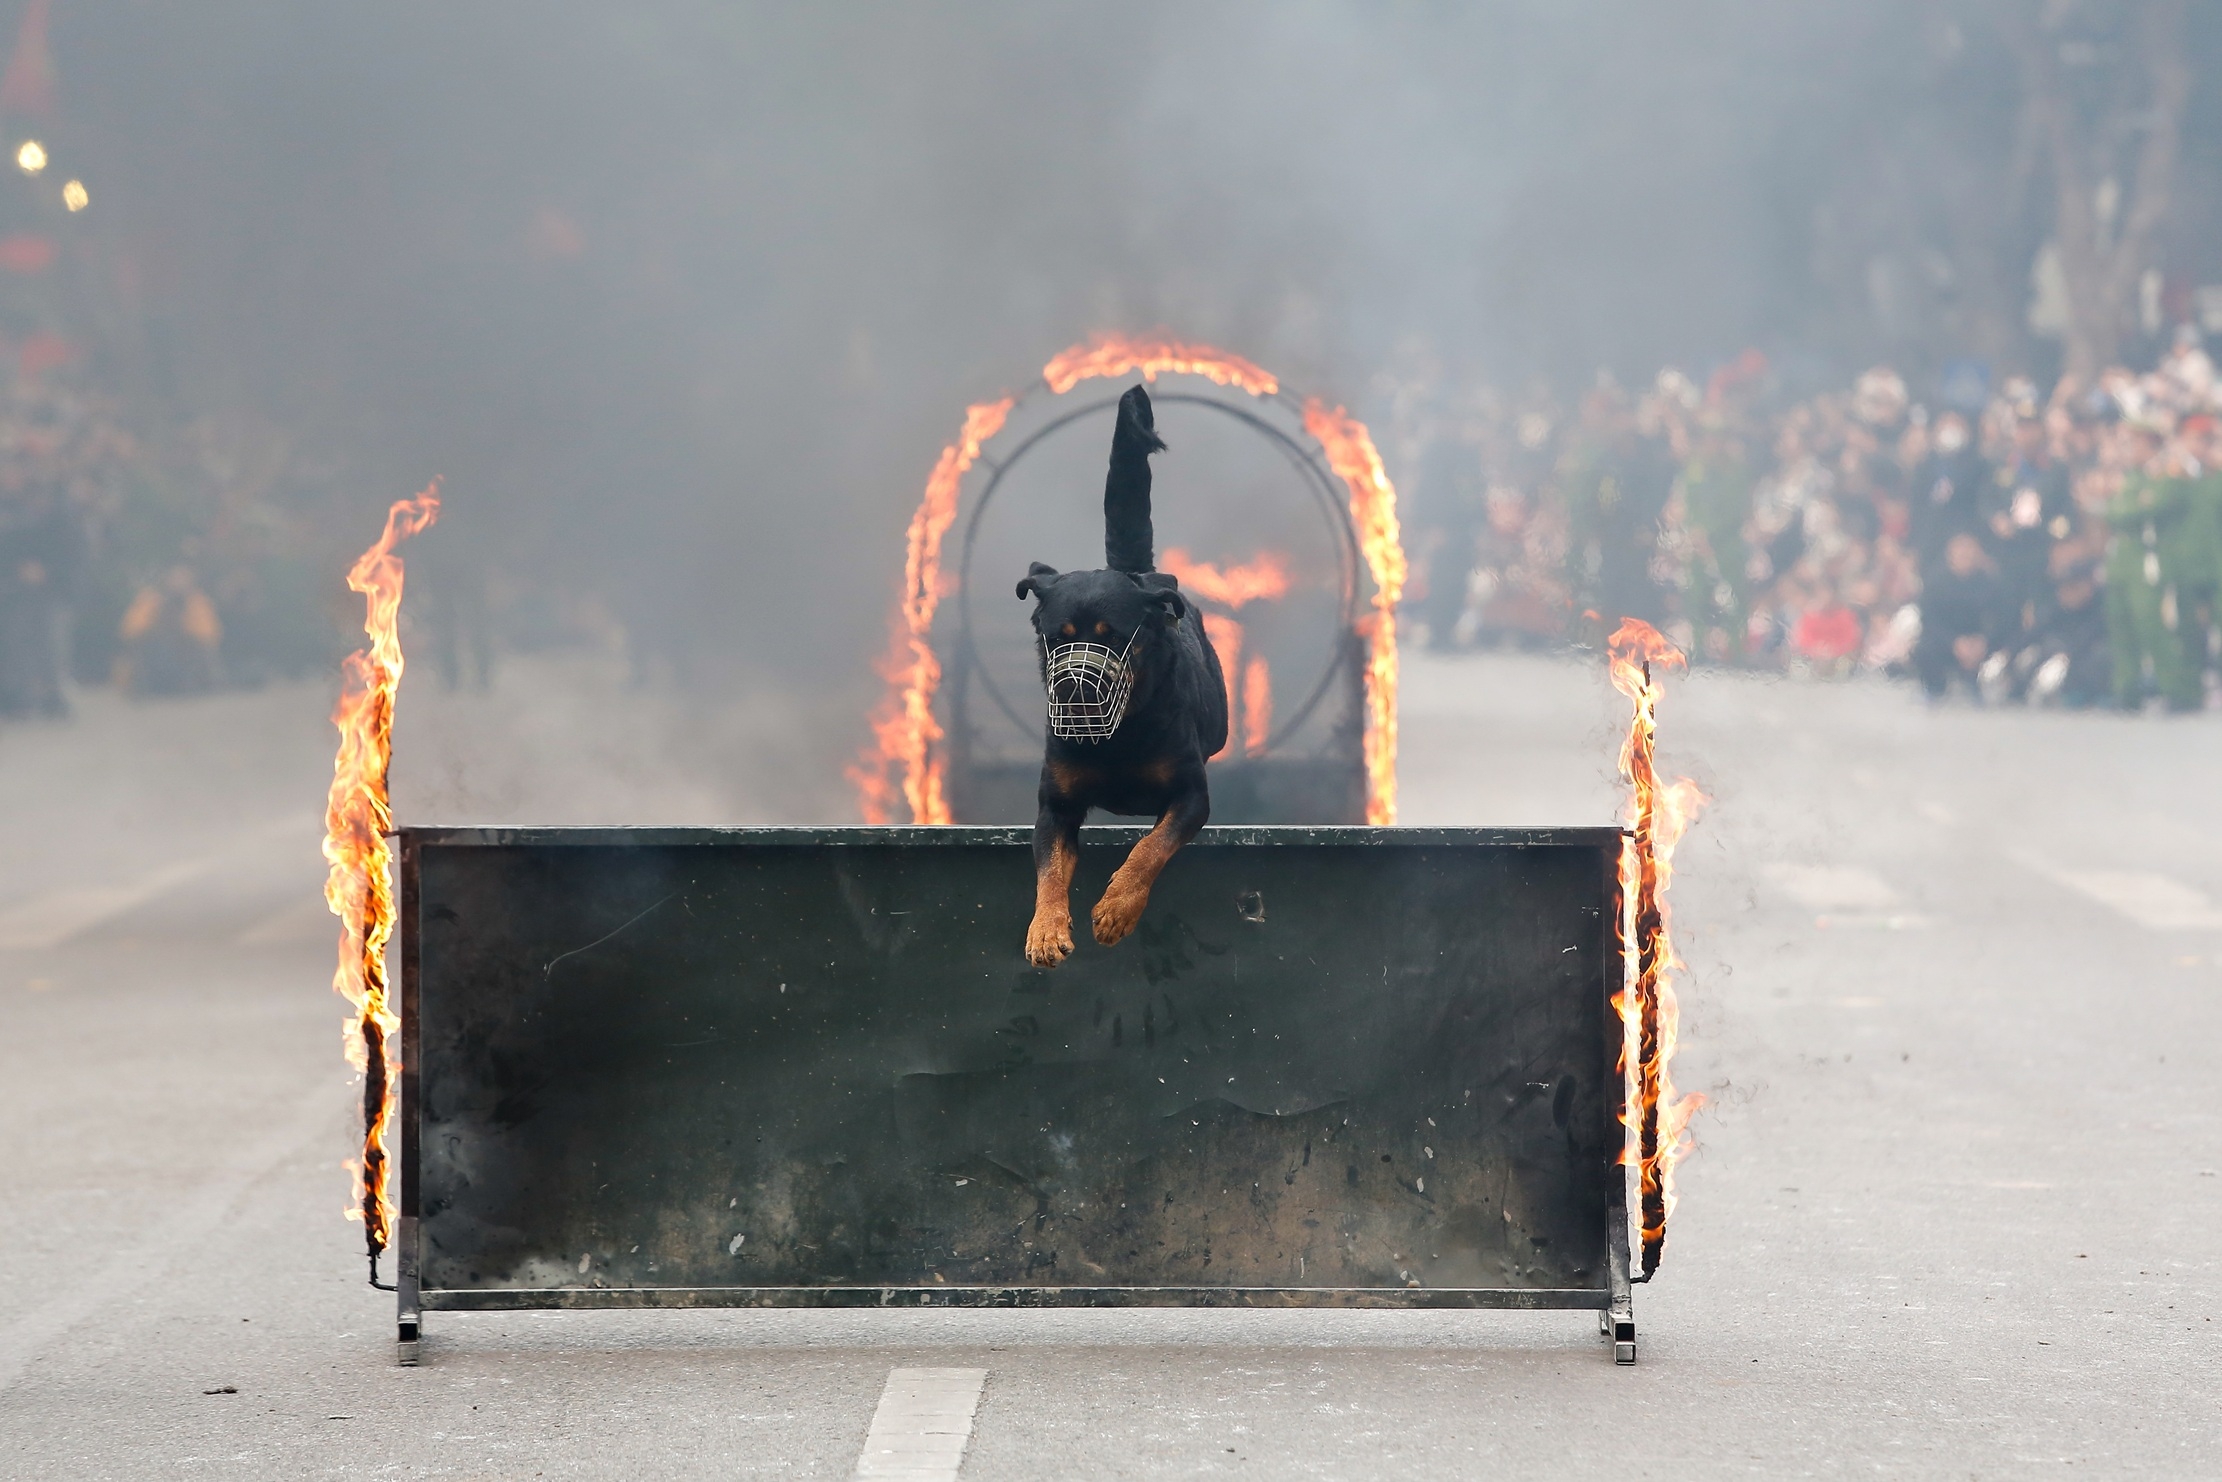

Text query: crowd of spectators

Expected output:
[0,376,123,716]
[0,373,351,718]
[6,334,2221,724]
[1405,330,2222,711]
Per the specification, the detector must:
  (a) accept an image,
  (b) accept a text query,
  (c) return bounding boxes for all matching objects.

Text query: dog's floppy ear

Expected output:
[1015,561,1060,600]
[1133,569,1183,625]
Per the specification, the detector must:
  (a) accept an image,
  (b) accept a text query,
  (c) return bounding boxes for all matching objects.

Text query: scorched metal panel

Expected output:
[398,826,1623,1308]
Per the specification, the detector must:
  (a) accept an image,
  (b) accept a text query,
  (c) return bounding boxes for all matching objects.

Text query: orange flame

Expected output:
[1241,654,1272,757]
[1042,332,1278,397]
[322,484,440,1269]
[849,396,1014,824]
[1201,612,1244,760]
[1164,548,1288,758]
[1158,547,1292,609]
[1303,400,1405,824]
[1607,616,1706,1278]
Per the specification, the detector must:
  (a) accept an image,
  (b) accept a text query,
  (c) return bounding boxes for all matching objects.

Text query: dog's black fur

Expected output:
[1017,384,1227,967]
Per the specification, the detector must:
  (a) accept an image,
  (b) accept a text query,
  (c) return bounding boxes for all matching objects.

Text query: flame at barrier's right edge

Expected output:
[1607,617,1707,1280]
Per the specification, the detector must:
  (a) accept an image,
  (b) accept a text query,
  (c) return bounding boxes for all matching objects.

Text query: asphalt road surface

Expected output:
[2,649,2217,1479]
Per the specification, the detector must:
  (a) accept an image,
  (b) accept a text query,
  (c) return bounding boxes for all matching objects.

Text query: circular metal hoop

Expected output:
[951,389,1363,755]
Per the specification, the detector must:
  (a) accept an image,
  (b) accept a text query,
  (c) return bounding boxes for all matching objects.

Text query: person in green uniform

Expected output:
[2170,414,2222,701]
[1673,424,1755,663]
[2103,419,2205,711]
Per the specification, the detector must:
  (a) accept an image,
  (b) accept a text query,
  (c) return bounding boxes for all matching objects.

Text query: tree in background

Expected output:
[2006,0,2193,379]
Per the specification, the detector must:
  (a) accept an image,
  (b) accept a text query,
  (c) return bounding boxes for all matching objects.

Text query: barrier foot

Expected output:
[1606,1185,1636,1364]
[395,1214,421,1365]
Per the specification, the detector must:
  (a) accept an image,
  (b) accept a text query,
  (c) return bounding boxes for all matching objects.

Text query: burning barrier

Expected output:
[322,422,1702,1367]
[1608,617,1707,1278]
[322,485,440,1282]
[852,333,1404,826]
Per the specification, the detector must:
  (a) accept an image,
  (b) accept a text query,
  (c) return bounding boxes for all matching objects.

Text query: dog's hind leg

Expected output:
[1026,800,1085,967]
[1091,788,1208,947]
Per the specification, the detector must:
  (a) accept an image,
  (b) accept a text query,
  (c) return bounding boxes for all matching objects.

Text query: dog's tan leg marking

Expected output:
[1092,814,1183,947]
[1025,832,1078,967]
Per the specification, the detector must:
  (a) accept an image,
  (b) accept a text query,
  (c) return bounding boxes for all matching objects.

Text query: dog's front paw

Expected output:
[1091,881,1149,946]
[1025,912,1074,968]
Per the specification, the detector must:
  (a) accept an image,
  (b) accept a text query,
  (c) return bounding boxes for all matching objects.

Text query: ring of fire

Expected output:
[851,332,1407,826]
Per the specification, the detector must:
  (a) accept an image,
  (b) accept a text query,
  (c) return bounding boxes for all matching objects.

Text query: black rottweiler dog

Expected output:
[1017,384,1227,967]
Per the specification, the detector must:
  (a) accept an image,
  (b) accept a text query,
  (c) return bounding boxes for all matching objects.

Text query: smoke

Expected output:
[45,1,2056,712]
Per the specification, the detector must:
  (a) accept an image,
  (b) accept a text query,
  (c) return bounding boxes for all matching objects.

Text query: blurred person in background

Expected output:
[115,564,222,697]
[2024,546,2115,708]
[0,466,82,718]
[1410,406,1488,653]
[1737,407,1826,661]
[1669,371,1758,664]
[1914,531,2004,702]
[1840,369,1912,546]
[1561,378,1674,634]
[1790,579,1864,671]
[1981,383,2078,693]
[2172,413,2222,702]
[2155,323,2217,413]
[1476,482,1572,647]
[1909,409,1988,594]
[2102,415,2202,712]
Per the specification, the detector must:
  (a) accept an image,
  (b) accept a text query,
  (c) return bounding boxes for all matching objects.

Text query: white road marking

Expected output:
[2031,865,2222,930]
[0,859,213,949]
[237,894,334,946]
[1768,863,1902,912]
[0,815,317,951]
[1814,913,1930,930]
[853,1367,987,1480]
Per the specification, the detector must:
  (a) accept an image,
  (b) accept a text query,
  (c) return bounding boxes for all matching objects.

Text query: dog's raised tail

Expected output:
[1104,384,1166,574]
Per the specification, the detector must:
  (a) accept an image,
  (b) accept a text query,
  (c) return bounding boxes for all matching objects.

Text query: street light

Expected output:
[61,178,85,212]
[16,139,44,175]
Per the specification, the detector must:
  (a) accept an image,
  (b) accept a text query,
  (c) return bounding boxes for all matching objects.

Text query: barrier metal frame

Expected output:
[393,825,1638,1364]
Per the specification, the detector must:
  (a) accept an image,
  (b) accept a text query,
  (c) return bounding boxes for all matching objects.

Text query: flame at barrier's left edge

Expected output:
[323,484,440,1268]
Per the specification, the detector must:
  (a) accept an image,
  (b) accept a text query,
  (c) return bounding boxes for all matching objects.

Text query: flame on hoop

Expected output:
[1304,400,1405,824]
[1042,332,1278,397]
[853,336,1402,826]
[849,397,1014,824]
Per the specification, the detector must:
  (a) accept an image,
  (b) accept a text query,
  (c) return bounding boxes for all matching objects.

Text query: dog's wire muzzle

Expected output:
[1039,632,1137,742]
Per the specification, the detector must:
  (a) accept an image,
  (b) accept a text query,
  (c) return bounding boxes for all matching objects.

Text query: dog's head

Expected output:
[1016,564,1187,740]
